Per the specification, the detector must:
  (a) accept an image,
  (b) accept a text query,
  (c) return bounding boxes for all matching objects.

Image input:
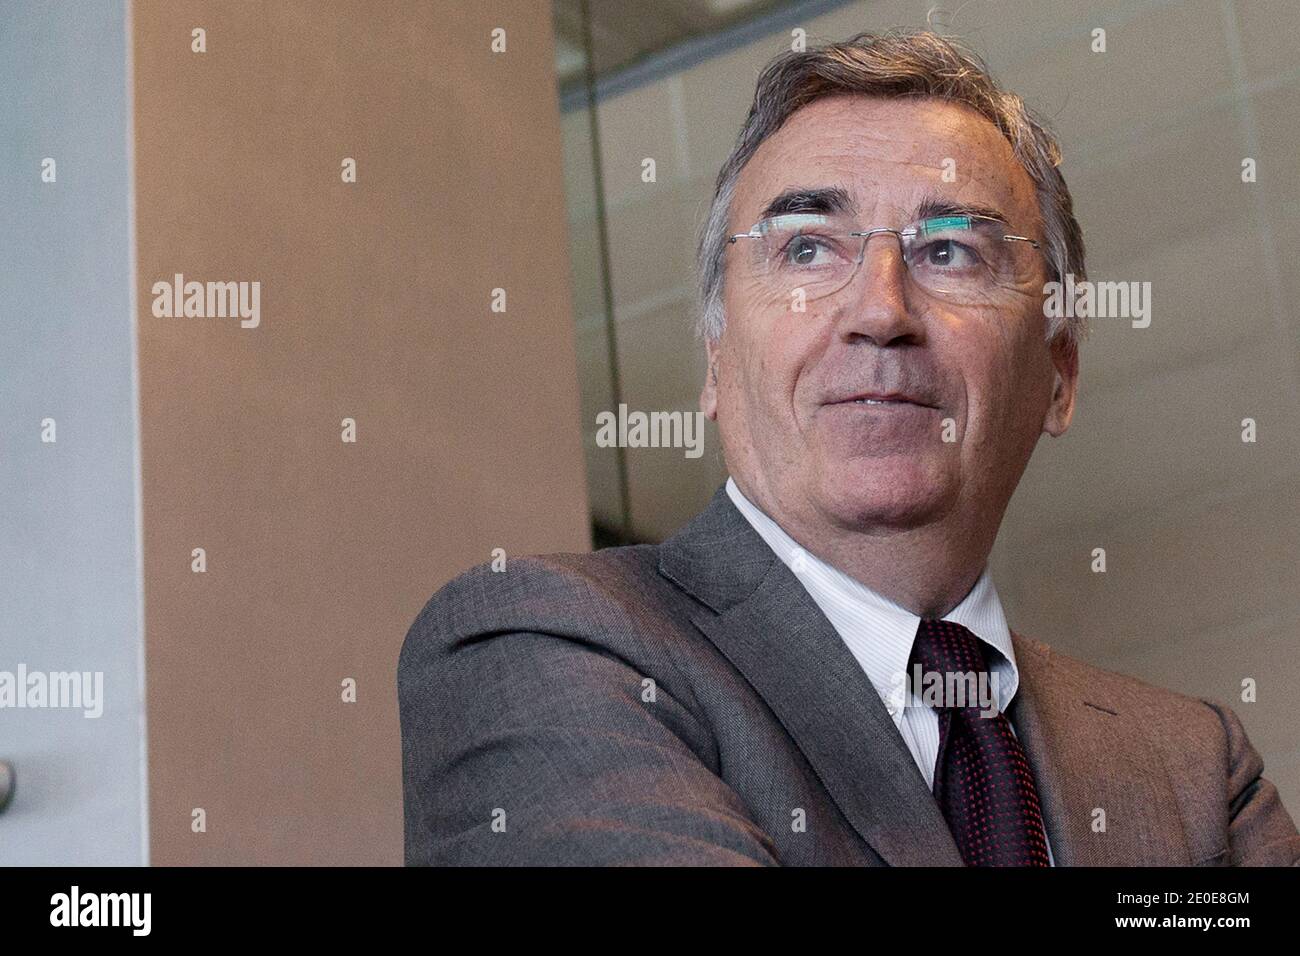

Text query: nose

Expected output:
[834,232,925,347]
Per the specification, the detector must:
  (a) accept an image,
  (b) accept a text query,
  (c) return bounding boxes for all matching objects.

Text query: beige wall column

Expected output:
[133,0,589,864]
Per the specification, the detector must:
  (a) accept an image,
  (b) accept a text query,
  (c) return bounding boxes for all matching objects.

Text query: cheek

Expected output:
[953,312,1046,436]
[734,317,823,406]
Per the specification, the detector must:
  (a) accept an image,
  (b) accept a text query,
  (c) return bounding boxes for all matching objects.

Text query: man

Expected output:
[398,30,1300,865]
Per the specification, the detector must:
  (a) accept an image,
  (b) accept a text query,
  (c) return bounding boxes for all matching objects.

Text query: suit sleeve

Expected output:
[397,563,781,866]
[1201,698,1300,866]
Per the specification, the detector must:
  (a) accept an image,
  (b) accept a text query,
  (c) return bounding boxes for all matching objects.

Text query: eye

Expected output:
[919,238,982,269]
[783,234,828,266]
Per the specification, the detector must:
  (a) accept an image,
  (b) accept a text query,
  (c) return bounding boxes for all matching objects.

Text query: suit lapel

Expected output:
[1008,633,1193,865]
[660,486,963,866]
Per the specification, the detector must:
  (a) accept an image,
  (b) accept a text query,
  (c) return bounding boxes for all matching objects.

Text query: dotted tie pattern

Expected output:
[909,618,1051,867]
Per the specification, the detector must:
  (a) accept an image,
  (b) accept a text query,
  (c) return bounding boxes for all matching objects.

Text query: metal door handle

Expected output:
[0,761,14,814]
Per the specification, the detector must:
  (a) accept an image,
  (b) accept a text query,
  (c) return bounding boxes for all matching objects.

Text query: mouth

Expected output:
[830,392,938,410]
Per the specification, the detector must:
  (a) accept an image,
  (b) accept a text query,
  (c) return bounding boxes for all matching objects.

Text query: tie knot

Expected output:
[908,619,993,711]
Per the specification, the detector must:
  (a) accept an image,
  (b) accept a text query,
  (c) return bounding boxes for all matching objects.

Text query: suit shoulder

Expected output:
[1026,636,1232,733]
[398,544,672,670]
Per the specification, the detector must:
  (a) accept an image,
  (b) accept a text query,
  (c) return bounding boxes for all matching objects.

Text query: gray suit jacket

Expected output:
[398,485,1300,865]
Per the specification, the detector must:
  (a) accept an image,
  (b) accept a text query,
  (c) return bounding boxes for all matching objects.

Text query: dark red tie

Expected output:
[909,618,1050,866]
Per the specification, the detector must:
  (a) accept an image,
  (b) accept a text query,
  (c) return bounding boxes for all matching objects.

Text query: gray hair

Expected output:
[695,29,1086,350]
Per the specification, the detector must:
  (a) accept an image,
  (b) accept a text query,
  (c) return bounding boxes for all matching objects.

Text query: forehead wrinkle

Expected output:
[737,96,1039,232]
[749,163,1024,231]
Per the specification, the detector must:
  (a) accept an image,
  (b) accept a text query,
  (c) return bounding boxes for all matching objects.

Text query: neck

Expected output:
[736,481,998,618]
[810,520,992,618]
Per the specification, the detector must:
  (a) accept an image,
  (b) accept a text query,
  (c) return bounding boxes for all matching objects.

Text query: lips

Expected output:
[831,391,937,409]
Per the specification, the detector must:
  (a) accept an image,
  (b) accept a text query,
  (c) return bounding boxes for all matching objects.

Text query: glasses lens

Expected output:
[903,216,1041,301]
[743,213,864,303]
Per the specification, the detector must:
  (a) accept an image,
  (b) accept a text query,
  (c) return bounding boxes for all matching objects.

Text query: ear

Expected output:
[700,336,720,421]
[1043,335,1079,437]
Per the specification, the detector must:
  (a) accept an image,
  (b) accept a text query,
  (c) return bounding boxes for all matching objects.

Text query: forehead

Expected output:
[733,94,1040,229]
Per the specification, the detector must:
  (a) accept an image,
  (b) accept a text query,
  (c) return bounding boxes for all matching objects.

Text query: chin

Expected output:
[815,454,954,530]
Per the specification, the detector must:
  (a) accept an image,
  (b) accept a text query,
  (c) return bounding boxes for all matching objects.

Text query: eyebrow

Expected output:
[754,188,1011,226]
[757,186,856,221]
[914,195,1010,225]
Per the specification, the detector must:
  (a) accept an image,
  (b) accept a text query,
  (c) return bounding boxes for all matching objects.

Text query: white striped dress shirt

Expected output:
[725,478,1055,865]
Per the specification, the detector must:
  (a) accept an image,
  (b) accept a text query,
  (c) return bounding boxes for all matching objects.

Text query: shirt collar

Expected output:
[724,477,1020,724]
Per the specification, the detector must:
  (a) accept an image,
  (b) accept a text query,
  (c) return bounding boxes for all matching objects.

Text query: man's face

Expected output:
[702,95,1078,540]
